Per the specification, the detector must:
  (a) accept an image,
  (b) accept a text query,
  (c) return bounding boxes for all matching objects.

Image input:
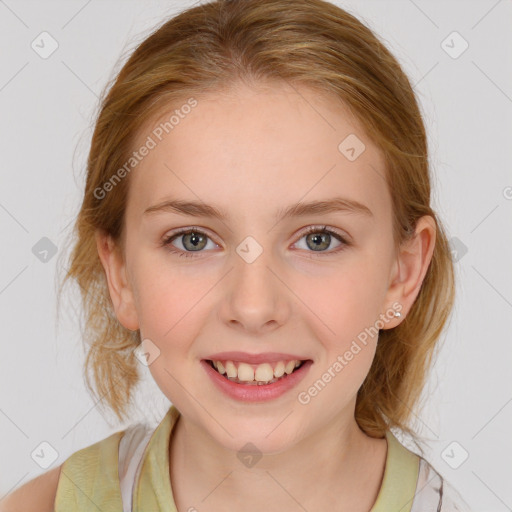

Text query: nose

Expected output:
[219,244,290,334]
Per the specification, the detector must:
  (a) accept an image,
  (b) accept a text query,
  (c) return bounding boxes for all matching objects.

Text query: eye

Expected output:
[161,227,218,258]
[161,225,350,259]
[293,225,349,256]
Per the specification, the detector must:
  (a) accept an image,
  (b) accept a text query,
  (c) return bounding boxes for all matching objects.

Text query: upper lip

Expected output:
[204,352,311,364]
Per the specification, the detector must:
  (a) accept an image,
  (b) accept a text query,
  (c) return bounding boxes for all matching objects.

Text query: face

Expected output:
[98,81,431,454]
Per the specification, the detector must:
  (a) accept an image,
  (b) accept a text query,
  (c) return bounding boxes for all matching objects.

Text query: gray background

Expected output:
[0,1,511,510]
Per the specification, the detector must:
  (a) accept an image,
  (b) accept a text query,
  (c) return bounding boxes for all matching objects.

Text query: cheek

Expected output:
[130,254,207,349]
[293,253,390,396]
[296,268,382,408]
[131,263,210,403]
[299,257,389,344]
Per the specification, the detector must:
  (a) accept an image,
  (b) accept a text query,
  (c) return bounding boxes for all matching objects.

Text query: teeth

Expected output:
[273,361,285,378]
[211,359,304,384]
[238,362,255,381]
[225,361,237,378]
[254,363,274,382]
[285,361,296,374]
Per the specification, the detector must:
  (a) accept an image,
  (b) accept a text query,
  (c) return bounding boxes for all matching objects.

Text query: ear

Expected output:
[95,229,140,331]
[381,215,436,329]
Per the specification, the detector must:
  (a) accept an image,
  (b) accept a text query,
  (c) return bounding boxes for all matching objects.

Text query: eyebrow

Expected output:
[143,196,373,221]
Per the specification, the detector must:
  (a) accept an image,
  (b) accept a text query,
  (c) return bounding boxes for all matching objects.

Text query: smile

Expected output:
[201,358,313,402]
[207,359,305,385]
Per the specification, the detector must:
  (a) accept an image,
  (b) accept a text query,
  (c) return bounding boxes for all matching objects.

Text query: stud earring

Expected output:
[394,311,402,318]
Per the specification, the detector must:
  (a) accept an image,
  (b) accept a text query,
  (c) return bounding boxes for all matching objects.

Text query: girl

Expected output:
[3,0,472,510]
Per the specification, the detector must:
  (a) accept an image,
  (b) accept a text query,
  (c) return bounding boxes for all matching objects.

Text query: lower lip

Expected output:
[201,359,313,402]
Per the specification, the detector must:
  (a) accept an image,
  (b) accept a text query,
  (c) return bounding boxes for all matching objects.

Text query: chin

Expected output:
[207,416,304,455]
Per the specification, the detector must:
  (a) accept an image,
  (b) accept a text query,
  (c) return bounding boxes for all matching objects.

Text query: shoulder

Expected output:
[1,428,127,512]
[54,429,126,510]
[0,464,62,512]
[386,431,472,512]
[411,457,473,512]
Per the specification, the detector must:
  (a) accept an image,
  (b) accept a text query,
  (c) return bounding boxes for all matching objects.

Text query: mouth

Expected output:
[201,356,313,402]
[204,358,310,386]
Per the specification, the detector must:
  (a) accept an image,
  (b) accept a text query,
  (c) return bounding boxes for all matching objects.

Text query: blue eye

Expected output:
[295,225,348,255]
[161,225,350,259]
[162,228,218,258]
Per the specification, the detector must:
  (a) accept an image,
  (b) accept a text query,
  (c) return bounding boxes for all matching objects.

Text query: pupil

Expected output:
[185,232,205,250]
[308,233,329,251]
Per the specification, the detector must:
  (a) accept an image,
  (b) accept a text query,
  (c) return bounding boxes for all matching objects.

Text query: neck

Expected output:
[169,406,387,512]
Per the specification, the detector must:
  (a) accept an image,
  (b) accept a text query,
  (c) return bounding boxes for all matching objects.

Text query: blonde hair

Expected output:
[58,0,455,443]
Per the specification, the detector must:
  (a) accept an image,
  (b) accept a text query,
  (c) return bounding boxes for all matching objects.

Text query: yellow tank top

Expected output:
[54,405,421,512]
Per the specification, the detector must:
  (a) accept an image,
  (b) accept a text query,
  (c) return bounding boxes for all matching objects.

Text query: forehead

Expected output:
[127,82,391,224]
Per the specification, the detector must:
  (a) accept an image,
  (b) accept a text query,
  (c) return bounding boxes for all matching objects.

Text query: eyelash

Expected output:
[161,225,350,259]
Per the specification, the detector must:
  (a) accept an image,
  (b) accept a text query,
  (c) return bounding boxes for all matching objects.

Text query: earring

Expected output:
[394,311,402,318]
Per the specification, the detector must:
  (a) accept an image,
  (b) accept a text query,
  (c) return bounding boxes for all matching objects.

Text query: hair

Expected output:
[57,0,455,445]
